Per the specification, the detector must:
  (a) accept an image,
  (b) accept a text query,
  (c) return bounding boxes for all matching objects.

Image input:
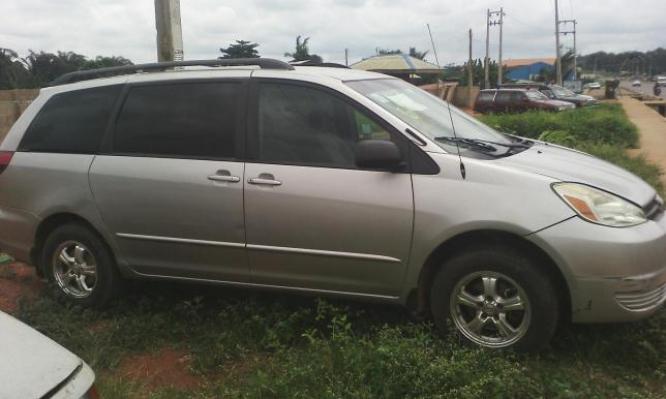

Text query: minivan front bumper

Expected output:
[528,214,666,323]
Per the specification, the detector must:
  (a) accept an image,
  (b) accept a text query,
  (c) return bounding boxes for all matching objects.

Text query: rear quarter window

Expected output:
[477,92,495,102]
[19,85,121,154]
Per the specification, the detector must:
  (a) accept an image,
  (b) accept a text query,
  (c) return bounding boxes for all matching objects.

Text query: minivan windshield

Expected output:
[346,78,524,156]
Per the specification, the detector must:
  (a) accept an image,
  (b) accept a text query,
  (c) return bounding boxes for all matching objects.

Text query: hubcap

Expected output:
[449,271,530,348]
[52,241,97,299]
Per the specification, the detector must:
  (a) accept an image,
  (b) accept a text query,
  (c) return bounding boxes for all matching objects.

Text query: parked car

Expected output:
[2,59,665,351]
[501,83,596,107]
[0,311,97,398]
[474,88,575,113]
[632,79,642,87]
[656,76,666,87]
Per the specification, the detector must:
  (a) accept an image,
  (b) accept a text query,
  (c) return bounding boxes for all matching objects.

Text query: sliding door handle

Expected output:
[248,173,282,186]
[208,170,240,183]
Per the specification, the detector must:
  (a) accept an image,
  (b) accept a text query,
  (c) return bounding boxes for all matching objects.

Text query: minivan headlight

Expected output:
[552,182,646,227]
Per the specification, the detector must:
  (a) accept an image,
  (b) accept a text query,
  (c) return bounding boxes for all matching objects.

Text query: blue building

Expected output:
[504,58,556,81]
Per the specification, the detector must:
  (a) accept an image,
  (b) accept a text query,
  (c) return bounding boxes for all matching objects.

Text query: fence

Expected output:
[0,89,39,142]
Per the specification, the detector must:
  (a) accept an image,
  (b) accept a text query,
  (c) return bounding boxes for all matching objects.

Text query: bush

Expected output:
[480,104,639,148]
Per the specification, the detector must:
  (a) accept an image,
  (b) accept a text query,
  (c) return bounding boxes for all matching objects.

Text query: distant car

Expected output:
[475,88,576,113]
[632,79,641,87]
[656,76,666,87]
[546,85,597,107]
[586,82,601,90]
[0,311,98,398]
[500,83,596,107]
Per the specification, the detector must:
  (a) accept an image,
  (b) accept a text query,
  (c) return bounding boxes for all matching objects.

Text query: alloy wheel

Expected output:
[449,270,531,348]
[52,241,98,299]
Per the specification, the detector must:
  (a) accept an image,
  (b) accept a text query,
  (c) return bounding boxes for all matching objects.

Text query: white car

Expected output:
[632,79,641,87]
[0,311,97,398]
[586,82,601,89]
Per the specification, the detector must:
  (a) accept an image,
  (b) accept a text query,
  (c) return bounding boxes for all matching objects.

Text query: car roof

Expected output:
[40,65,390,96]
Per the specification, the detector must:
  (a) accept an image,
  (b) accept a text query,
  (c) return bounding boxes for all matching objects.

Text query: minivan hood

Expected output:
[0,311,82,399]
[497,142,656,206]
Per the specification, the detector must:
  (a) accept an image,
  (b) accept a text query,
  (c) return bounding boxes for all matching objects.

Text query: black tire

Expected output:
[430,246,559,352]
[42,223,122,308]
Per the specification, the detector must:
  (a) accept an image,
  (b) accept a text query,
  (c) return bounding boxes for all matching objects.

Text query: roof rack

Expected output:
[48,58,294,86]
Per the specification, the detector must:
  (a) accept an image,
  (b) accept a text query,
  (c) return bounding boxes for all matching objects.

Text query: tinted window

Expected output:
[495,91,512,103]
[477,91,495,102]
[19,85,121,153]
[114,82,240,158]
[257,83,394,168]
[510,92,525,101]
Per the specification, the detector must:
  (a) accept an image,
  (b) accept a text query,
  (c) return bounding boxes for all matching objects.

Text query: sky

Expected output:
[1,0,665,66]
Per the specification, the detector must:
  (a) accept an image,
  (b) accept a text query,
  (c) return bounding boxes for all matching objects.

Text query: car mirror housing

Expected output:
[355,140,404,171]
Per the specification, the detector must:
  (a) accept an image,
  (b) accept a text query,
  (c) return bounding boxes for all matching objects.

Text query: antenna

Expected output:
[445,101,466,179]
[426,24,441,67]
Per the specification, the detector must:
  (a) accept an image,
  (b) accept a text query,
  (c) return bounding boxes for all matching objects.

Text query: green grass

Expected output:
[16,284,666,398]
[480,104,663,193]
[10,104,666,398]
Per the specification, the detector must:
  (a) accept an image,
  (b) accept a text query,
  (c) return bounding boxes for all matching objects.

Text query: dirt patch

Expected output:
[116,347,202,392]
[0,262,44,314]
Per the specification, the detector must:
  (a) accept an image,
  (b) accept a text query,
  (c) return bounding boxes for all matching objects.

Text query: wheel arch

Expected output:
[30,212,119,276]
[413,229,572,322]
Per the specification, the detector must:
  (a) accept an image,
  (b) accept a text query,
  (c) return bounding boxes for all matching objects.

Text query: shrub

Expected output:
[480,104,639,148]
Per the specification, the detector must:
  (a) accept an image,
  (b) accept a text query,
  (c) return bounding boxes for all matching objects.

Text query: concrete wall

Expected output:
[0,89,39,142]
[453,86,480,109]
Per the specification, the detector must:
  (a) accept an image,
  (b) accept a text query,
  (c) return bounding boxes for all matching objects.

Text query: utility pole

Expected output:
[498,7,504,86]
[427,24,441,67]
[484,9,490,89]
[468,29,474,107]
[486,9,504,88]
[345,48,349,66]
[554,0,562,85]
[154,0,184,62]
[559,19,577,80]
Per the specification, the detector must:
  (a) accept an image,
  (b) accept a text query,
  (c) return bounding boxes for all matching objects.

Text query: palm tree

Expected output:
[219,40,260,59]
[409,47,429,60]
[284,35,322,63]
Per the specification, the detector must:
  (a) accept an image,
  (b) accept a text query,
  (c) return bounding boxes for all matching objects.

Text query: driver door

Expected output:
[243,78,414,296]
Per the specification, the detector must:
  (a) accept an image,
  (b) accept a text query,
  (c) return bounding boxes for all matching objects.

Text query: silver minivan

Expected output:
[1,59,665,351]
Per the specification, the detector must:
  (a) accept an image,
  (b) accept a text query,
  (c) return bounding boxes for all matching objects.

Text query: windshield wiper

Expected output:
[435,136,530,152]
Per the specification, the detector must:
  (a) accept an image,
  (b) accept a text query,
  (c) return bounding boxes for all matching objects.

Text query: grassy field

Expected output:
[8,103,666,398]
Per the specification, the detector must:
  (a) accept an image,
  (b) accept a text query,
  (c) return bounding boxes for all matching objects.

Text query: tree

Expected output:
[219,40,260,59]
[82,56,133,70]
[409,47,429,60]
[24,50,87,86]
[0,48,32,89]
[285,35,322,63]
[376,48,402,55]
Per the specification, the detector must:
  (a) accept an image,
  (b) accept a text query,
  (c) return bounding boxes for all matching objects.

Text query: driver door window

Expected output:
[255,83,394,168]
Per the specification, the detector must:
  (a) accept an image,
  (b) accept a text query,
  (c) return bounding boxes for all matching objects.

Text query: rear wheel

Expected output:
[430,247,559,351]
[42,223,122,307]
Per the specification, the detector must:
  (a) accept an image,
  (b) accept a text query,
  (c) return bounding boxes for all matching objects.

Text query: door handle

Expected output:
[208,170,240,183]
[248,173,282,186]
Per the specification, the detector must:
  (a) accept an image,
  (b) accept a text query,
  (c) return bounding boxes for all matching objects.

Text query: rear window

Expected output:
[495,91,512,102]
[114,82,240,159]
[477,91,495,102]
[19,85,121,153]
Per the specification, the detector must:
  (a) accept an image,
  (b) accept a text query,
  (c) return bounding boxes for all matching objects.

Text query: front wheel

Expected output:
[42,223,122,308]
[430,247,560,351]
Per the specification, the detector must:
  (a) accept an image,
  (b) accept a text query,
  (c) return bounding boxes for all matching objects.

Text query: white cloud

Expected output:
[1,0,664,65]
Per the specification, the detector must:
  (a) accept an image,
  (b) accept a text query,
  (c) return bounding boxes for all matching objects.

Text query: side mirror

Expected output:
[355,140,404,171]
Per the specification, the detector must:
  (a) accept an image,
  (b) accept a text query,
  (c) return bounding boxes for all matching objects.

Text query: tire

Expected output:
[430,247,559,352]
[42,223,122,308]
